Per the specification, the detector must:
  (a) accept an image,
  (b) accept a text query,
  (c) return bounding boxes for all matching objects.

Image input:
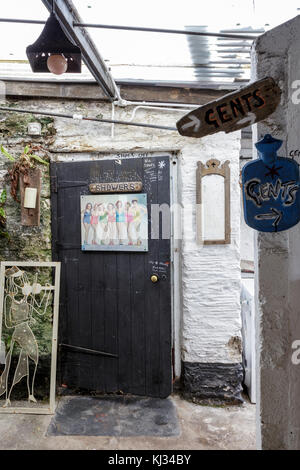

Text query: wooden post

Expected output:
[19,168,41,227]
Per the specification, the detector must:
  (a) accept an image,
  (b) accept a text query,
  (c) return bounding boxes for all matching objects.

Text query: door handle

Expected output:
[150,274,159,283]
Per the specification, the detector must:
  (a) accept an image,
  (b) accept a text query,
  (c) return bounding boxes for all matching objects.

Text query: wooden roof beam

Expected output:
[41,0,117,101]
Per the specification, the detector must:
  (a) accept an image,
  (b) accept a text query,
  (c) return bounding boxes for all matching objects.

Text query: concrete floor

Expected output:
[0,394,256,450]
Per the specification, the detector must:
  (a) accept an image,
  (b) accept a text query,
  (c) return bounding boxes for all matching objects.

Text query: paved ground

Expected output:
[0,394,256,450]
[47,396,180,437]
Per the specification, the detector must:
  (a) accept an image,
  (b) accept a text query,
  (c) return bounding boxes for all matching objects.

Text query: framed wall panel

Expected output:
[196,159,231,245]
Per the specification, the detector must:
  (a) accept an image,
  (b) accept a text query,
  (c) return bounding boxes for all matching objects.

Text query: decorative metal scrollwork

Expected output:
[0,262,60,414]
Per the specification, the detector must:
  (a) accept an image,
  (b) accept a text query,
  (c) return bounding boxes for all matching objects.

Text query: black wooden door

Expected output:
[51,156,172,398]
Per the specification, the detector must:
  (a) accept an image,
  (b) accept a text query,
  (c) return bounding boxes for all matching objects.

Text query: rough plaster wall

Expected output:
[253,15,300,449]
[0,97,241,367]
[180,134,242,364]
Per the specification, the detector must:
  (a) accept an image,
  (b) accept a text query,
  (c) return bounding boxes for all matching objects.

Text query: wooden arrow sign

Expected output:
[177,77,281,138]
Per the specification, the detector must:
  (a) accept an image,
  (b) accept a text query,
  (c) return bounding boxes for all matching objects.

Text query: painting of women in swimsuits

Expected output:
[81,194,148,252]
[0,262,60,413]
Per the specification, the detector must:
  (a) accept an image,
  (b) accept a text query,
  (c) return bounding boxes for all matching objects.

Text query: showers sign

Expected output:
[177,77,281,138]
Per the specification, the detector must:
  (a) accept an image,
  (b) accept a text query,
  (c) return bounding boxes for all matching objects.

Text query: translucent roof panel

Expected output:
[0,0,300,86]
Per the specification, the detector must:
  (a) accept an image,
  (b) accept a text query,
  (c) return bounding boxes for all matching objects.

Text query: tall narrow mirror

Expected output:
[196,159,230,245]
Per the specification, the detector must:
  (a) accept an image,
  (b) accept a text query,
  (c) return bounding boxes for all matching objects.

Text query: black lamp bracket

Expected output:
[26,7,82,73]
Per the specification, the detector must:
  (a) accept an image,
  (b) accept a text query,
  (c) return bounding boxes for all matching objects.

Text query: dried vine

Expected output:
[1,145,49,203]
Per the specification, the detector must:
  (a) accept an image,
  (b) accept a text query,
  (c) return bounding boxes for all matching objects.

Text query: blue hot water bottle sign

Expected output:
[242,134,300,232]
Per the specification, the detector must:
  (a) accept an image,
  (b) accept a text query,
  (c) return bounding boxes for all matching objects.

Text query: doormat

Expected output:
[47,396,180,437]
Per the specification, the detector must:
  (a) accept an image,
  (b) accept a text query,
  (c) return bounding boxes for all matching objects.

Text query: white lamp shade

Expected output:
[47,54,68,75]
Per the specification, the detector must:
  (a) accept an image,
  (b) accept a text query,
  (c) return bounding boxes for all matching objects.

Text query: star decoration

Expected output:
[264,164,283,178]
[158,161,166,169]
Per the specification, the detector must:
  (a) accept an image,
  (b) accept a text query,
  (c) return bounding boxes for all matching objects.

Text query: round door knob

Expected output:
[150,274,159,283]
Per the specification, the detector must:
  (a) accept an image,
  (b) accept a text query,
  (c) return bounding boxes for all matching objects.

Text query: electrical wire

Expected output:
[0,106,178,131]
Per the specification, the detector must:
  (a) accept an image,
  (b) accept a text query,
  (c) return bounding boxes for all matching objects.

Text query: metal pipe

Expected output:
[0,18,258,40]
[111,102,115,139]
[120,100,199,109]
[128,105,189,122]
[72,23,258,40]
[0,18,45,24]
[0,106,177,131]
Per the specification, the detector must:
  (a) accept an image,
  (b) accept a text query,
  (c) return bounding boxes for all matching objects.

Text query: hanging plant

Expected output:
[0,145,49,203]
[0,189,9,240]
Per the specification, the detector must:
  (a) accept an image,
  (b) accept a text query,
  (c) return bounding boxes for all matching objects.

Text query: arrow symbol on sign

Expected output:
[181,115,201,133]
[255,207,283,229]
[239,112,256,127]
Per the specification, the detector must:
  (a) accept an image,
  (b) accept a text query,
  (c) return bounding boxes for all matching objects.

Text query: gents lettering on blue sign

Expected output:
[245,179,299,207]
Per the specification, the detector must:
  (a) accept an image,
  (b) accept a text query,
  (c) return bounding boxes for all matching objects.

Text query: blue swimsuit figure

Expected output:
[83,210,91,224]
[116,211,125,223]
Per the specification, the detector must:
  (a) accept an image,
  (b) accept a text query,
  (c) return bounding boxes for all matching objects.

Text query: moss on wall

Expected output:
[0,165,52,262]
[0,102,55,400]
[0,112,55,138]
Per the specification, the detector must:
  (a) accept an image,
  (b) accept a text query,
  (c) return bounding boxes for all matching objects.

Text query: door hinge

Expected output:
[58,181,88,189]
[56,242,79,250]
[50,178,88,193]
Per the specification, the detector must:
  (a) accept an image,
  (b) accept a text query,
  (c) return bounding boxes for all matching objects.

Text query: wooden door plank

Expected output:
[103,251,119,392]
[56,175,72,387]
[116,252,132,393]
[157,156,172,397]
[55,163,81,388]
[66,163,91,388]
[143,157,161,397]
[90,253,106,392]
[130,251,147,395]
[102,161,119,392]
[122,158,146,395]
[63,256,81,387]
[76,252,93,389]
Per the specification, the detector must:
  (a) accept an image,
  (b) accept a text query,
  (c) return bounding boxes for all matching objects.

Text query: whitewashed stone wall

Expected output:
[180,136,242,364]
[1,96,242,400]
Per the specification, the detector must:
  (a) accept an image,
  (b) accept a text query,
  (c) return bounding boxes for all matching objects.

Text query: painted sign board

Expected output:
[242,134,300,233]
[89,181,143,193]
[177,77,281,138]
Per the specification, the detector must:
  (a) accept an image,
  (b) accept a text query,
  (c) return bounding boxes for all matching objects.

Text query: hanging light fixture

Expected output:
[26,1,81,75]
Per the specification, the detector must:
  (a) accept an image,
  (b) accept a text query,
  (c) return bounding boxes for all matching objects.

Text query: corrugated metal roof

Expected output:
[185,26,263,84]
[1,0,300,89]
